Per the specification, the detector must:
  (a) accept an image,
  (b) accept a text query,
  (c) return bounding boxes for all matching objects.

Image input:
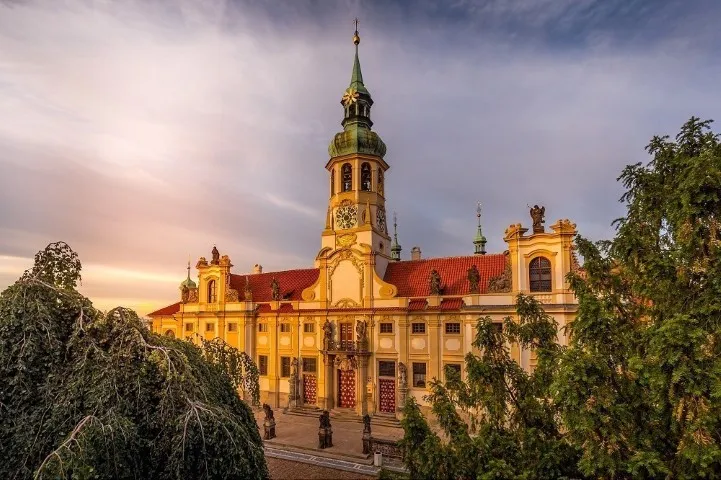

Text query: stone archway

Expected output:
[164,329,175,338]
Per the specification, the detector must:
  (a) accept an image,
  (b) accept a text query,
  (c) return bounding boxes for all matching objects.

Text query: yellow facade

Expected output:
[149,31,579,417]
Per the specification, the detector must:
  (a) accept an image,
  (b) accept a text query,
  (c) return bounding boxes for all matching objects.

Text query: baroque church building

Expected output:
[149,28,580,417]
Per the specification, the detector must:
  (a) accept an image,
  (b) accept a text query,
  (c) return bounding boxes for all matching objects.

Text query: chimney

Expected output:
[253,264,263,274]
[411,246,422,261]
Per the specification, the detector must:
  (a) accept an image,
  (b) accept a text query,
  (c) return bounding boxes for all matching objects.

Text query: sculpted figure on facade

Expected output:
[196,257,208,269]
[271,277,281,301]
[356,320,367,341]
[429,269,442,295]
[243,276,253,301]
[211,245,220,265]
[322,320,333,350]
[398,362,408,388]
[467,264,480,294]
[530,205,546,233]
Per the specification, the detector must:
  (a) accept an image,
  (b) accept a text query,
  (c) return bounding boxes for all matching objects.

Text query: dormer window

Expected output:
[361,163,371,191]
[529,257,552,292]
[207,280,217,303]
[342,163,352,192]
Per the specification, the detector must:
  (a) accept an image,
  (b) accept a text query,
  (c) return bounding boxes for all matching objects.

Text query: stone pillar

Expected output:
[397,316,409,419]
[358,356,369,416]
[428,315,441,385]
[268,316,279,407]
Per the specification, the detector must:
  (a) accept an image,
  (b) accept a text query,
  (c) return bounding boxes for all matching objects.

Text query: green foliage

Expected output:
[399,295,583,480]
[555,117,721,479]
[199,336,261,406]
[0,243,268,479]
[399,117,721,479]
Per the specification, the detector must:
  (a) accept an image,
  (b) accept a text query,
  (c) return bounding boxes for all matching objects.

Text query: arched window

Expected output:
[361,163,371,191]
[342,163,352,192]
[330,169,335,195]
[164,329,175,338]
[207,280,217,303]
[529,257,552,292]
[377,169,384,196]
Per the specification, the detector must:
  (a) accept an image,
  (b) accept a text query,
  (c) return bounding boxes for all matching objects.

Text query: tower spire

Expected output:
[391,211,402,261]
[473,202,487,255]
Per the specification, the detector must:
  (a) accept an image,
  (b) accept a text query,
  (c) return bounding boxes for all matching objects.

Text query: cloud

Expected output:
[1,0,720,313]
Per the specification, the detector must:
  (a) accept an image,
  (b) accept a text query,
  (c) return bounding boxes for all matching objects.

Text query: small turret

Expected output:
[474,202,487,255]
[179,260,197,290]
[391,211,402,261]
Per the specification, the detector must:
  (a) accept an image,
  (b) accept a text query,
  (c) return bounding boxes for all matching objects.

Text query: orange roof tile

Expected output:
[383,254,507,297]
[230,268,319,302]
[148,302,181,317]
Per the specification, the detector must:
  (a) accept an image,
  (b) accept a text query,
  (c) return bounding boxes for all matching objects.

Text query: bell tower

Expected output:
[322,22,391,261]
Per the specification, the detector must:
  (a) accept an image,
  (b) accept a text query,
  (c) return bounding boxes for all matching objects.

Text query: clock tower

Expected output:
[321,25,391,266]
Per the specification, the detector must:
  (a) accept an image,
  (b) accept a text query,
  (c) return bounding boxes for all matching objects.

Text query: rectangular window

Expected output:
[378,361,395,377]
[412,363,427,388]
[444,363,461,379]
[258,355,268,376]
[185,322,193,332]
[205,322,214,332]
[411,323,426,334]
[280,356,291,377]
[303,323,315,333]
[258,323,268,332]
[228,322,238,332]
[379,323,393,334]
[280,323,291,333]
[492,323,503,334]
[302,357,317,373]
[445,323,461,334]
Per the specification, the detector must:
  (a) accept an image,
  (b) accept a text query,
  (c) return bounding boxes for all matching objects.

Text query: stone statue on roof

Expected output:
[211,245,220,265]
[429,269,442,295]
[271,277,280,301]
[530,205,545,233]
[467,264,480,294]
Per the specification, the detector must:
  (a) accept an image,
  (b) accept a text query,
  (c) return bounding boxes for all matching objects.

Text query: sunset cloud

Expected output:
[1,0,719,314]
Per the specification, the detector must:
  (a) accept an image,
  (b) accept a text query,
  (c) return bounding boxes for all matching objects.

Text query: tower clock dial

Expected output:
[335,205,358,230]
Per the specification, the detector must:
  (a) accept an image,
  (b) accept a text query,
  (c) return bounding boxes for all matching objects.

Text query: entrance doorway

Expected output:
[378,360,396,413]
[338,370,356,408]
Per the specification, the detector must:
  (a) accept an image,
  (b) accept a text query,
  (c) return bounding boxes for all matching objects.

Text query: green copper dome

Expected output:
[179,263,196,289]
[328,27,386,159]
[328,124,387,158]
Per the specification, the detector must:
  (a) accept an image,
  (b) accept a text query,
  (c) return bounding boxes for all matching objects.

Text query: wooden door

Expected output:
[303,375,317,404]
[379,379,396,413]
[338,370,356,408]
[339,323,353,350]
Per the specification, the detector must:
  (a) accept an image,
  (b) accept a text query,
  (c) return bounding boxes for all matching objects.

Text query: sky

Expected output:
[1,0,720,315]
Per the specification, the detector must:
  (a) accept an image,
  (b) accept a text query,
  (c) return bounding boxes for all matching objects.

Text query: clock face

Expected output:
[376,207,387,234]
[335,205,358,230]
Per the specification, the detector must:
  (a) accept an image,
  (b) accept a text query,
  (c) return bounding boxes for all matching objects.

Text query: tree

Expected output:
[0,242,268,479]
[399,295,583,479]
[555,117,721,478]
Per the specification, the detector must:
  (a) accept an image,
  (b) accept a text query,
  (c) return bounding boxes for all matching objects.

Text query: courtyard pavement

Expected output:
[253,407,407,478]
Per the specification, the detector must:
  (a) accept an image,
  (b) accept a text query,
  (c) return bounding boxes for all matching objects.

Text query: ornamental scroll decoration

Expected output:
[337,233,357,248]
[487,254,512,293]
[334,298,359,309]
[334,354,357,371]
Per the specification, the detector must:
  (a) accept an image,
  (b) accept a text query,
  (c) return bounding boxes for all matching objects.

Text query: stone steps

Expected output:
[284,407,402,428]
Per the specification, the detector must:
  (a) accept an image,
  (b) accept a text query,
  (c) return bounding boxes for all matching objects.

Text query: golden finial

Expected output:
[353,18,360,45]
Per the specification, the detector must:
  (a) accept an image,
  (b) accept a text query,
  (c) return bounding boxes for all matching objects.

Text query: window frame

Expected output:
[185,322,194,332]
[303,323,315,333]
[341,163,353,192]
[280,356,291,378]
[207,279,217,303]
[379,322,393,334]
[444,363,462,380]
[361,162,372,191]
[279,323,291,333]
[378,360,396,377]
[411,322,426,334]
[258,323,268,333]
[205,322,214,332]
[258,355,268,376]
[444,322,461,335]
[302,357,317,373]
[228,322,238,332]
[529,256,552,292]
[412,362,427,388]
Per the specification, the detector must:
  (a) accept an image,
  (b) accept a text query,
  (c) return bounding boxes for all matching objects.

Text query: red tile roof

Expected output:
[440,298,464,310]
[408,299,428,311]
[383,254,507,297]
[229,269,319,302]
[148,302,181,317]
